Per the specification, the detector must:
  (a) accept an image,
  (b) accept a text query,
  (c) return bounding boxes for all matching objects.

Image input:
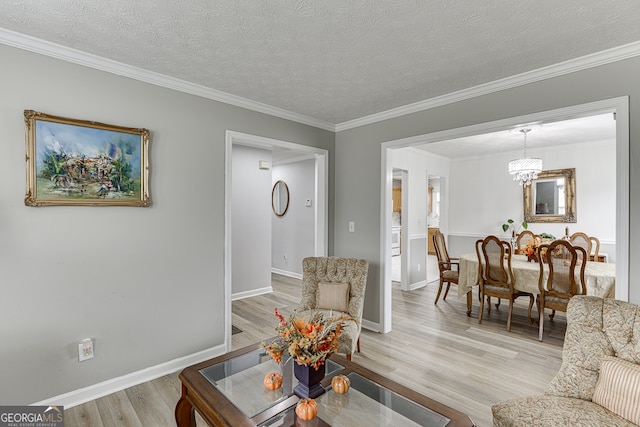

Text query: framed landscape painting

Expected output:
[24,110,151,207]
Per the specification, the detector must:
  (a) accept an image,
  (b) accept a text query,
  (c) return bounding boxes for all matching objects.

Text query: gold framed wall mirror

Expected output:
[272,180,290,216]
[523,168,576,223]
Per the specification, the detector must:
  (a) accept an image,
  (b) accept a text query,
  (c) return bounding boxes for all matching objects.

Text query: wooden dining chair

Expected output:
[537,240,587,341]
[568,232,592,262]
[433,230,464,310]
[515,230,538,255]
[475,235,534,331]
[589,236,601,262]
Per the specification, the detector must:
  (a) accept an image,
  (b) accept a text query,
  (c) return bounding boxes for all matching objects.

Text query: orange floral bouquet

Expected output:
[261,308,352,369]
[523,240,539,261]
[524,238,547,262]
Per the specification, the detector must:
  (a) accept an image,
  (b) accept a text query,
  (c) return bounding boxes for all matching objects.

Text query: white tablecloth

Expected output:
[458,253,616,298]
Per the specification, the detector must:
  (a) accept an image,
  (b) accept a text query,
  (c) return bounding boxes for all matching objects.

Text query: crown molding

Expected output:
[0,28,336,132]
[2,27,639,134]
[335,40,640,132]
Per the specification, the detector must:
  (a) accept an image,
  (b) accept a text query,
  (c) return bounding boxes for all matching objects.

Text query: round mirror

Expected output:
[272,180,290,217]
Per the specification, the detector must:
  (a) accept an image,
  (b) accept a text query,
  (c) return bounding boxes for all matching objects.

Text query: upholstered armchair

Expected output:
[492,296,640,426]
[296,257,369,360]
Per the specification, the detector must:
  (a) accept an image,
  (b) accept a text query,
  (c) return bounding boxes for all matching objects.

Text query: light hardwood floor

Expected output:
[65,274,565,427]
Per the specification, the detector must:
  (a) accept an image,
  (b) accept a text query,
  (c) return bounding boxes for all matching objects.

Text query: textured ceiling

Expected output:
[1,1,640,125]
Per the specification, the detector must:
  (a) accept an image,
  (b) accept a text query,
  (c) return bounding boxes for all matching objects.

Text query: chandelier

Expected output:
[508,128,542,186]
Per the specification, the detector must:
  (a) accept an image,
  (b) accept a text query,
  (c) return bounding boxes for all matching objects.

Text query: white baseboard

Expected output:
[271,268,303,280]
[33,343,226,409]
[361,318,381,333]
[409,280,427,291]
[232,286,273,301]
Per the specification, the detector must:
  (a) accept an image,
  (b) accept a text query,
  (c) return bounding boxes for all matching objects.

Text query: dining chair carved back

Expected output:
[515,230,537,255]
[589,236,601,262]
[537,240,587,341]
[433,230,463,310]
[569,232,592,262]
[475,235,534,331]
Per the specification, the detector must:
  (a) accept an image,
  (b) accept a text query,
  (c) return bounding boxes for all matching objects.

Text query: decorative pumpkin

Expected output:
[331,374,350,394]
[263,372,283,391]
[295,398,318,421]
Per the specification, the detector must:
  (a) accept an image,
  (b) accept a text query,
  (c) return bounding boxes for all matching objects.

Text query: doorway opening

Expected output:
[391,169,408,288]
[224,131,329,352]
[426,175,442,285]
[380,97,629,333]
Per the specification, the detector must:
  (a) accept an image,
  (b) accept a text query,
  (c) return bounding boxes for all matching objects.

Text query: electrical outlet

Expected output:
[78,338,94,362]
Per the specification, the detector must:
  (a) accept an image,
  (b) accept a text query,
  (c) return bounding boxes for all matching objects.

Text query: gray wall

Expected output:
[335,56,640,325]
[272,159,316,276]
[409,237,427,285]
[0,44,334,404]
[232,145,273,295]
[448,139,616,259]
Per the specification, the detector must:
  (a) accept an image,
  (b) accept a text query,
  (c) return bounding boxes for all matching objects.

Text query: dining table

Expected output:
[457,253,616,299]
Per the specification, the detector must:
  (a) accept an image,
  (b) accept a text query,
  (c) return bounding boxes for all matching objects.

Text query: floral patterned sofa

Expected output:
[492,295,640,427]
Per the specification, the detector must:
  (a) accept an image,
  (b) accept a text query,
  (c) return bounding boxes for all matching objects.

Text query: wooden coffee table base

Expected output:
[175,385,196,427]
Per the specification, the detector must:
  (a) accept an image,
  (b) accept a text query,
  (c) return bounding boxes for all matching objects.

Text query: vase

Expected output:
[293,361,326,399]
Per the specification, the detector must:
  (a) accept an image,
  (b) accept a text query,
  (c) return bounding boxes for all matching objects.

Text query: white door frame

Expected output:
[380,97,630,333]
[224,130,329,352]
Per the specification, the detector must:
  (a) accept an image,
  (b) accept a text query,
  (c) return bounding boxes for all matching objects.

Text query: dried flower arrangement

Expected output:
[261,308,353,369]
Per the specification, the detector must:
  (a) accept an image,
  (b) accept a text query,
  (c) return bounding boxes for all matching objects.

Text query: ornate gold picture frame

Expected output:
[523,168,576,223]
[24,110,150,207]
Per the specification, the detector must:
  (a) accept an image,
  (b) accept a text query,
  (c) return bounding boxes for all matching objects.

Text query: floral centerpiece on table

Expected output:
[261,308,353,370]
[524,238,549,262]
[523,239,540,262]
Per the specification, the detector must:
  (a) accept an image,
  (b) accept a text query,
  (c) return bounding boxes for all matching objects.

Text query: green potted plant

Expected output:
[502,219,528,237]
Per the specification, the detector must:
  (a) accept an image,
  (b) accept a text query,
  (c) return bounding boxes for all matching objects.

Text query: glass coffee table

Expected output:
[175,341,475,427]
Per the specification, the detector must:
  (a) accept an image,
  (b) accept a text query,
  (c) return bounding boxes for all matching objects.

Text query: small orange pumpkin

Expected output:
[295,398,318,420]
[331,374,350,394]
[263,372,283,391]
